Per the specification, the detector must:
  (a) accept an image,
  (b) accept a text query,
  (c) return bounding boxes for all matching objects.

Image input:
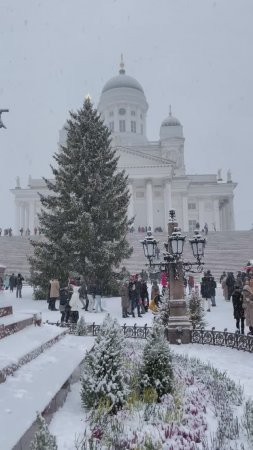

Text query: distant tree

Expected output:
[30,413,57,450]
[29,98,132,296]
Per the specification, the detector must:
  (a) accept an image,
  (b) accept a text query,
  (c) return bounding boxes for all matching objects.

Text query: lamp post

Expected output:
[141,209,206,344]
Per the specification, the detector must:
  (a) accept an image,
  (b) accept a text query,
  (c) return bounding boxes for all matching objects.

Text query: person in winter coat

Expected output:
[200,273,212,312]
[151,280,160,307]
[78,282,88,310]
[221,275,229,300]
[188,275,195,294]
[226,272,235,301]
[48,278,60,310]
[9,273,16,292]
[69,286,82,323]
[94,279,103,313]
[209,276,217,306]
[242,281,253,335]
[59,286,70,323]
[119,281,130,318]
[140,279,149,312]
[86,281,95,312]
[16,273,24,298]
[232,284,245,334]
[129,276,142,318]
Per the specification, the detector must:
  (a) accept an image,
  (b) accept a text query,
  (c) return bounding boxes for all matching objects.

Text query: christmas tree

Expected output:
[156,287,170,327]
[30,413,57,450]
[139,322,173,401]
[76,316,88,336]
[188,288,206,328]
[30,98,132,296]
[81,315,128,414]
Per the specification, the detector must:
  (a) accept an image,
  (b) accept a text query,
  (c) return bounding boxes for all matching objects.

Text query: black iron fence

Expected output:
[191,326,253,352]
[45,321,253,352]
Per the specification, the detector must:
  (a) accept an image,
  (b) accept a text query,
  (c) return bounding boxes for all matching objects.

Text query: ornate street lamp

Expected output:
[140,231,158,264]
[189,230,206,265]
[169,227,186,259]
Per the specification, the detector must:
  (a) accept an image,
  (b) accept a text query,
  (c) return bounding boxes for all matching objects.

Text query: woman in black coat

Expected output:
[232,285,245,334]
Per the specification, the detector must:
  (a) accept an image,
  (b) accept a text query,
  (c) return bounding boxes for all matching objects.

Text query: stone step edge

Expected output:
[0,306,13,318]
[0,329,68,384]
[0,317,34,340]
[12,345,91,450]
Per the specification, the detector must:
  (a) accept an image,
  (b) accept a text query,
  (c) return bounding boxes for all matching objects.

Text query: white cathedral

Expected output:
[11,58,236,234]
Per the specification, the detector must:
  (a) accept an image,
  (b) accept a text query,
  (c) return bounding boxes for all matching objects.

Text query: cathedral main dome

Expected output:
[102,74,144,93]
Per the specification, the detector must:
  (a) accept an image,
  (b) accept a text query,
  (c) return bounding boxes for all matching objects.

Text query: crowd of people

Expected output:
[0,227,42,237]
[0,273,24,297]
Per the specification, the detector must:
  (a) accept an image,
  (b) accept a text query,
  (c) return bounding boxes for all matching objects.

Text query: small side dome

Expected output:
[160,107,183,139]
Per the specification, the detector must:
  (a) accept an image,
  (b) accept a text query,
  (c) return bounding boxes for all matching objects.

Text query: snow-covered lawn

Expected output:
[0,285,252,449]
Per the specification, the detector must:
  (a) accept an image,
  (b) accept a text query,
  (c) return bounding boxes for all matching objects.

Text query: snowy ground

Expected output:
[1,285,253,449]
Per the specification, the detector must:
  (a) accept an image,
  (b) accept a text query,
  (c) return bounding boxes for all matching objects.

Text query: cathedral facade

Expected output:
[11,59,236,233]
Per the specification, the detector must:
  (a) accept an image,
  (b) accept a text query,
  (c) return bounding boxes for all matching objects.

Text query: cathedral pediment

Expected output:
[116,145,173,168]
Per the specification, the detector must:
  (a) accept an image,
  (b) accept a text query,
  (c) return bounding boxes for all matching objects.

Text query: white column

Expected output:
[146,180,153,230]
[163,179,172,228]
[21,203,26,229]
[228,196,235,230]
[29,201,36,233]
[182,195,189,231]
[213,199,221,231]
[198,199,205,230]
[127,183,134,222]
[15,201,21,234]
[25,203,30,231]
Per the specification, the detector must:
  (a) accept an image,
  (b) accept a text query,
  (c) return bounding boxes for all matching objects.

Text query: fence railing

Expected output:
[45,321,253,352]
[191,326,253,352]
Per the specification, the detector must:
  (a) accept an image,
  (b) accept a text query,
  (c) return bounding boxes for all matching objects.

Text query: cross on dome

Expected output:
[119,54,125,74]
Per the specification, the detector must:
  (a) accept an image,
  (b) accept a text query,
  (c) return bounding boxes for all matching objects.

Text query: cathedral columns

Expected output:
[163,180,172,228]
[15,201,21,234]
[198,199,205,229]
[182,195,189,231]
[213,199,221,231]
[146,179,153,230]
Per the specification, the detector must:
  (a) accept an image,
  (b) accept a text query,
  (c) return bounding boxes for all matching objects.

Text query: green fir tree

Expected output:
[30,413,57,450]
[188,288,206,327]
[29,98,132,296]
[81,315,128,414]
[139,322,173,401]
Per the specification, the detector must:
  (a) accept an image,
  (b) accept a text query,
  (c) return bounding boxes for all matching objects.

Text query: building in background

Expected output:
[11,58,236,234]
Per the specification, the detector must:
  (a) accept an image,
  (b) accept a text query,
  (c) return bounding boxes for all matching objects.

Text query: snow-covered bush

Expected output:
[156,288,170,327]
[242,399,253,446]
[30,413,57,450]
[139,322,173,401]
[188,288,206,327]
[76,316,88,336]
[81,315,128,414]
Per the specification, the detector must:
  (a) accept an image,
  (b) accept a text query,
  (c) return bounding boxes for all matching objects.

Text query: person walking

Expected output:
[232,284,245,334]
[200,272,212,312]
[242,281,253,335]
[9,273,16,292]
[94,279,103,313]
[210,276,217,307]
[140,278,149,312]
[78,281,88,310]
[69,286,81,323]
[119,281,130,318]
[129,275,142,318]
[16,273,24,298]
[48,278,60,311]
[226,272,235,301]
[59,286,69,323]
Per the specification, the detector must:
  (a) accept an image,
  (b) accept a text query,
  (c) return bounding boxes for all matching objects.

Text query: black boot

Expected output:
[132,313,135,318]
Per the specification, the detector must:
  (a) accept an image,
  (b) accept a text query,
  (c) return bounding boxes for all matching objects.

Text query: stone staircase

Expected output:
[0,231,253,280]
[0,302,94,449]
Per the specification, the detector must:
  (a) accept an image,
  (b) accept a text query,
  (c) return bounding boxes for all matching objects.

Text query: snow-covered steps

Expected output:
[0,311,34,340]
[0,324,67,383]
[0,305,13,318]
[0,335,94,450]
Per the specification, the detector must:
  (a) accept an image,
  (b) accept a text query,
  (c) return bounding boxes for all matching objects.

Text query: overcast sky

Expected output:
[0,0,252,229]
